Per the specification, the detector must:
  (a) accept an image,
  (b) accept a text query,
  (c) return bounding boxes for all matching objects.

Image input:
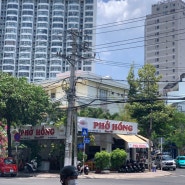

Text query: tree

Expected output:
[127,64,175,138]
[78,107,119,120]
[110,148,127,170]
[0,72,51,156]
[167,111,185,155]
[94,150,111,172]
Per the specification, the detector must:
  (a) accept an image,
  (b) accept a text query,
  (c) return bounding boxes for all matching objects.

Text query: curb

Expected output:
[18,170,172,179]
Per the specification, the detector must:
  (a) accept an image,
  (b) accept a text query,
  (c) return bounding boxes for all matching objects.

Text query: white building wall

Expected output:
[145,0,185,94]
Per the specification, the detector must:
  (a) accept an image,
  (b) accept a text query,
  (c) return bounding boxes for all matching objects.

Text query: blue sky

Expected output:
[94,0,159,82]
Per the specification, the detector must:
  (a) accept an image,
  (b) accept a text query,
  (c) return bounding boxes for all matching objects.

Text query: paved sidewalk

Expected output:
[18,170,171,179]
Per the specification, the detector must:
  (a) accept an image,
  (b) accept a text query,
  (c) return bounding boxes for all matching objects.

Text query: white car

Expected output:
[155,155,176,171]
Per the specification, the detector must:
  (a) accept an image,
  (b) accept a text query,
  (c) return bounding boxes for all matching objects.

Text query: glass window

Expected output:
[22,4,33,9]
[68,5,79,10]
[38,17,48,22]
[19,47,31,52]
[4,47,15,51]
[85,17,93,22]
[37,29,48,34]
[85,11,93,16]
[7,10,18,15]
[38,5,49,9]
[3,65,14,70]
[35,53,46,58]
[3,59,14,64]
[6,28,17,33]
[19,66,30,70]
[18,72,29,77]
[21,28,32,34]
[22,23,32,27]
[85,5,93,10]
[22,10,33,15]
[53,17,63,22]
[7,4,18,9]
[53,0,64,3]
[6,22,17,27]
[4,53,14,57]
[19,60,31,65]
[85,0,93,3]
[53,5,64,10]
[37,23,48,27]
[5,34,16,39]
[53,11,64,16]
[36,35,47,40]
[68,11,79,16]
[52,23,63,28]
[7,16,17,21]
[22,16,33,22]
[35,66,46,71]
[20,41,32,45]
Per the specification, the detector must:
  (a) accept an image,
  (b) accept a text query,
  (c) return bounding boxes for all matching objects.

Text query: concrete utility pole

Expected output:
[64,30,77,166]
[148,109,153,172]
[57,29,92,166]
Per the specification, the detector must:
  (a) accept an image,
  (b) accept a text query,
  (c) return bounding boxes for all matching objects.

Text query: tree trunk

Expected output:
[7,119,12,157]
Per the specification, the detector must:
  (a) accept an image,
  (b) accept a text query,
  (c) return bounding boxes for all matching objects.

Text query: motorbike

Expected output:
[24,158,38,173]
[77,164,89,175]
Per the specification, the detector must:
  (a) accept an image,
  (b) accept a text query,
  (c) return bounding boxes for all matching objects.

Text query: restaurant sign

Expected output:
[77,117,138,135]
[18,125,65,140]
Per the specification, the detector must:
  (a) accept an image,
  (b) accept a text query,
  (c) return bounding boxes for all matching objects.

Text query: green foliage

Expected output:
[94,150,111,171]
[0,121,7,157]
[78,107,119,120]
[77,151,87,162]
[0,72,52,156]
[110,148,127,170]
[167,111,185,154]
[127,64,176,138]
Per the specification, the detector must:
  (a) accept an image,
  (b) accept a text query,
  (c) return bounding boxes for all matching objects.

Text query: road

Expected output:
[0,168,185,185]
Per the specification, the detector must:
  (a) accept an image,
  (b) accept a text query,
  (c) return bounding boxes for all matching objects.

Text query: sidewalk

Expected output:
[18,170,172,179]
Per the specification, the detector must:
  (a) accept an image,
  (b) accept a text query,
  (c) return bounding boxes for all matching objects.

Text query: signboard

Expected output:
[84,138,90,144]
[82,128,88,136]
[78,117,138,135]
[77,143,84,149]
[14,133,21,141]
[18,125,65,140]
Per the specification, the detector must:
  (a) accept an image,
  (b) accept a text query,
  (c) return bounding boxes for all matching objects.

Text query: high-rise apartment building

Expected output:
[0,0,96,82]
[145,0,185,94]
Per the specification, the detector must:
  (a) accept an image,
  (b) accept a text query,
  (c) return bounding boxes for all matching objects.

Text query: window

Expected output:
[99,89,107,100]
[51,93,56,99]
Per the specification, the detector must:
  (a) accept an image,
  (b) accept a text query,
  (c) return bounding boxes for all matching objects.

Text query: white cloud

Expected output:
[95,0,159,80]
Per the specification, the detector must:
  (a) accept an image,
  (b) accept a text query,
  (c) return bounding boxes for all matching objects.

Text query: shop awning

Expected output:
[115,134,149,148]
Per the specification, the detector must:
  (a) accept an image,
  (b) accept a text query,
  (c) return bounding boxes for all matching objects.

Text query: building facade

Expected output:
[38,71,129,115]
[145,0,185,94]
[0,0,96,83]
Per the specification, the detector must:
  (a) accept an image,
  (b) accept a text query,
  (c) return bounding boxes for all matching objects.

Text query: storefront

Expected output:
[77,117,149,161]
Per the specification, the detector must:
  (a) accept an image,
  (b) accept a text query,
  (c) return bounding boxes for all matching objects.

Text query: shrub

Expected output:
[94,150,111,172]
[110,148,127,170]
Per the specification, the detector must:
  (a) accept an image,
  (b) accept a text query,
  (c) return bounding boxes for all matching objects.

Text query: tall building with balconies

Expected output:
[145,0,185,94]
[0,0,96,82]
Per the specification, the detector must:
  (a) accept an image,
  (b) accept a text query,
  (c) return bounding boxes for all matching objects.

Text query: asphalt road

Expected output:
[0,168,185,185]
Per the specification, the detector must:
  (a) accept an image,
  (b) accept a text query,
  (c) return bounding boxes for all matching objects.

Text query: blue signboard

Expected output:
[14,133,21,141]
[84,138,90,144]
[82,128,88,136]
[77,143,84,149]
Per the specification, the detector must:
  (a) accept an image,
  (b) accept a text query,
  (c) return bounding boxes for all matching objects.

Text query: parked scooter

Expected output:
[24,158,38,173]
[77,164,89,175]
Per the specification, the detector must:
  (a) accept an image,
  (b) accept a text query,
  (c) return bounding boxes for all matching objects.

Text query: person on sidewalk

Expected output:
[152,161,157,172]
[60,165,78,185]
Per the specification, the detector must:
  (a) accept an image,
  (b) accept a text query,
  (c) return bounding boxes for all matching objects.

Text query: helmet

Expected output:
[60,165,78,180]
